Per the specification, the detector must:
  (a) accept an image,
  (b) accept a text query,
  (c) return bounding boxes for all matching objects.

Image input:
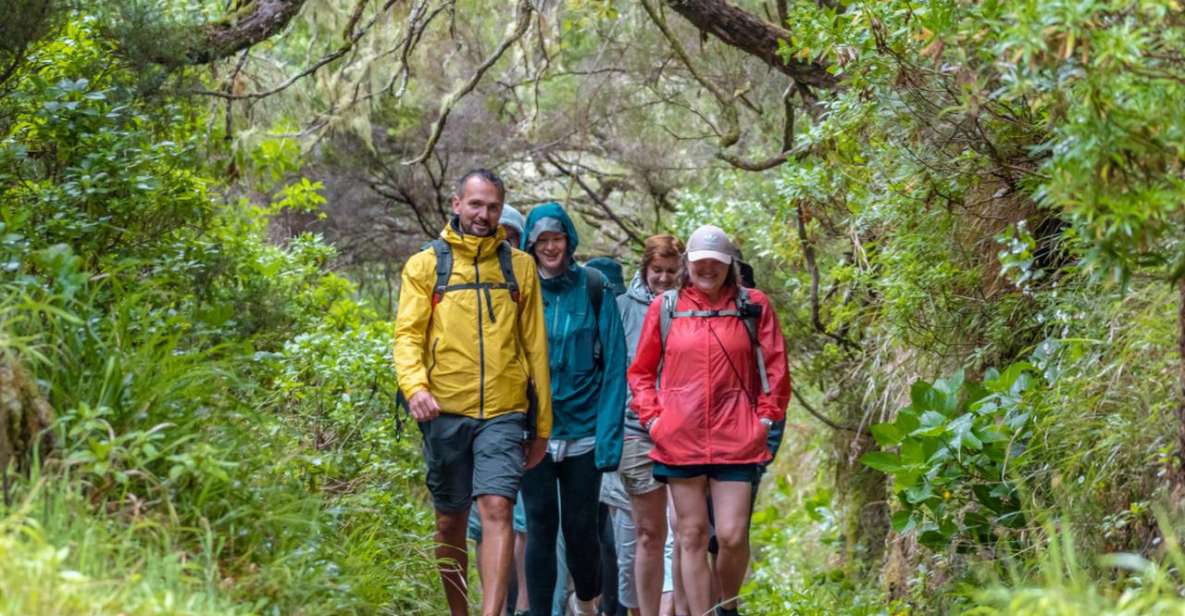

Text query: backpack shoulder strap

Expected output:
[585,266,605,324]
[496,241,520,303]
[659,289,679,352]
[737,287,771,395]
[429,239,452,307]
[657,289,679,386]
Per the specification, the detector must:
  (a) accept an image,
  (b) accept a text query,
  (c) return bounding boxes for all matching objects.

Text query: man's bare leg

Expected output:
[514,531,529,613]
[436,508,471,616]
[477,494,515,616]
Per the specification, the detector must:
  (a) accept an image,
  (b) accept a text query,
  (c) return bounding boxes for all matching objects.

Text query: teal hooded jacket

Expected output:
[522,202,626,471]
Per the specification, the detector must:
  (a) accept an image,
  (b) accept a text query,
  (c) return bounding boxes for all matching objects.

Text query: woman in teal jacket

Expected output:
[521,202,626,616]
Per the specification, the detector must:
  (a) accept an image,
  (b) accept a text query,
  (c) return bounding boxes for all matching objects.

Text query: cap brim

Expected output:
[687,250,733,264]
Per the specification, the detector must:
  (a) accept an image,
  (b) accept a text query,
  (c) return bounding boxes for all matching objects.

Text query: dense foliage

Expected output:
[0,20,439,614]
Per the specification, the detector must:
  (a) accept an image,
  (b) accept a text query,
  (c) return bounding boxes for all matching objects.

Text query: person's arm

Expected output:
[519,258,552,439]
[393,254,432,401]
[593,279,627,471]
[627,299,664,429]
[753,291,791,423]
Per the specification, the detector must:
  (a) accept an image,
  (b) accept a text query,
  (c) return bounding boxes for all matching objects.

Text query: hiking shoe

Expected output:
[568,592,599,616]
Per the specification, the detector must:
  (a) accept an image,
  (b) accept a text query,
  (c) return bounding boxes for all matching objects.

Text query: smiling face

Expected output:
[645,254,682,295]
[533,230,568,276]
[688,257,730,298]
[451,176,504,236]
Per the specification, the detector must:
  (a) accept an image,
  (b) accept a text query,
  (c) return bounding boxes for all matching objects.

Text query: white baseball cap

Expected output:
[686,224,735,264]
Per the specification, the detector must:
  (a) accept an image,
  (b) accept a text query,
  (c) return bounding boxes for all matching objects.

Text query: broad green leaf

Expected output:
[871,422,904,446]
[859,451,902,473]
[891,510,917,533]
[901,439,926,465]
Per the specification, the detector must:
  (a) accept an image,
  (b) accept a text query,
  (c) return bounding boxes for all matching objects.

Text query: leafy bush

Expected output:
[861,365,1035,550]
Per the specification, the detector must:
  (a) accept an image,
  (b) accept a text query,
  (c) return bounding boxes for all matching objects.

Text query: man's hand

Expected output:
[408,390,441,422]
[524,437,549,469]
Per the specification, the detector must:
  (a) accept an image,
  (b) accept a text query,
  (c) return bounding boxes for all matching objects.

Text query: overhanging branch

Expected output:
[181,0,311,65]
[661,0,837,90]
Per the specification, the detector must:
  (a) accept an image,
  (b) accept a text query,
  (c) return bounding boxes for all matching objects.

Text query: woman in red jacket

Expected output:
[627,225,790,616]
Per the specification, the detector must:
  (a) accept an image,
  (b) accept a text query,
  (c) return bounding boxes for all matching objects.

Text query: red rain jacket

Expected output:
[628,285,791,466]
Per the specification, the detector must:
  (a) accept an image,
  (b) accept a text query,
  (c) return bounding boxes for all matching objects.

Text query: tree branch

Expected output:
[660,0,837,89]
[795,201,861,350]
[793,388,862,433]
[641,0,739,148]
[403,0,533,165]
[181,0,311,65]
[544,154,645,246]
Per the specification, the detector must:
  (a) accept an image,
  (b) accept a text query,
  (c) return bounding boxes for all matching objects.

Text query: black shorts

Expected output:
[652,462,761,483]
[418,412,527,513]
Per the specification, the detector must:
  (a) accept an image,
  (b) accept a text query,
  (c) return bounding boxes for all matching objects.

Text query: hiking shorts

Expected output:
[418,412,527,514]
[619,436,664,496]
[652,462,762,484]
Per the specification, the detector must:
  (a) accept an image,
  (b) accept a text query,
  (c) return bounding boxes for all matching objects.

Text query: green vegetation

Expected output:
[0,19,438,614]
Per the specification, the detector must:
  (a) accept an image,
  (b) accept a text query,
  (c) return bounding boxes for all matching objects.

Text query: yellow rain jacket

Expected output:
[394,222,552,438]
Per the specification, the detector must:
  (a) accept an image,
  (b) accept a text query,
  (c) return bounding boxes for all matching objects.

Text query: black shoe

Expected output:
[716,607,740,616]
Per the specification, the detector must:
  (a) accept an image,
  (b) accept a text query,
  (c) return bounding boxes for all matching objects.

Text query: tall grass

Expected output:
[0,478,244,615]
[968,518,1185,615]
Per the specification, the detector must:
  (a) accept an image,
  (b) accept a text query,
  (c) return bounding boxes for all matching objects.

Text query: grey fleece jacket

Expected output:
[617,271,656,438]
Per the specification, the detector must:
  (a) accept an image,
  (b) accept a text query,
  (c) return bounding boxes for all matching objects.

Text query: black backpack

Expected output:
[427,238,520,310]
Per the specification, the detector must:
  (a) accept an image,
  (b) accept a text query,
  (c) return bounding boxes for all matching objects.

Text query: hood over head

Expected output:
[523,202,579,257]
[585,257,626,296]
[498,204,526,237]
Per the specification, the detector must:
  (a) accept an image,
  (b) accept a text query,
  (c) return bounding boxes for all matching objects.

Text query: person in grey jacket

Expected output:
[618,234,684,616]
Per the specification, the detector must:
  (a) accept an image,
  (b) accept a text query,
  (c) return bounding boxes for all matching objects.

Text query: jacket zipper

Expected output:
[474,246,486,418]
[428,337,440,377]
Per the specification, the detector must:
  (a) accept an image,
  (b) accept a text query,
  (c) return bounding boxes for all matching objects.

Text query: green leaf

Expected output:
[891,510,917,533]
[859,451,902,473]
[919,529,950,549]
[904,483,935,504]
[901,439,926,465]
[896,409,920,434]
[947,413,983,453]
[913,411,947,437]
[871,422,904,446]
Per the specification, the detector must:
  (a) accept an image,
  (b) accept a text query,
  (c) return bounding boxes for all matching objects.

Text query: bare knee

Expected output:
[715,523,748,552]
[677,521,709,553]
[636,518,666,552]
[478,495,513,527]
[436,509,468,536]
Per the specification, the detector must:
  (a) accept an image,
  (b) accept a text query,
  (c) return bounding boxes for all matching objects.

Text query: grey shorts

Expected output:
[620,436,663,496]
[418,412,527,513]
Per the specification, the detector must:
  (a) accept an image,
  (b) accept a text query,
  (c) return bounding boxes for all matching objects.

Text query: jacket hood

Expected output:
[624,270,654,305]
[523,202,579,256]
[586,257,626,296]
[499,204,526,237]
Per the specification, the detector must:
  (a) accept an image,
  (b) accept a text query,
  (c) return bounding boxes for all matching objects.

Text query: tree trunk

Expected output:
[0,353,55,505]
[661,0,837,89]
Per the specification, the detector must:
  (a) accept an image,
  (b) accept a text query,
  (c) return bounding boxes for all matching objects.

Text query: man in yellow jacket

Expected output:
[394,168,551,616]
